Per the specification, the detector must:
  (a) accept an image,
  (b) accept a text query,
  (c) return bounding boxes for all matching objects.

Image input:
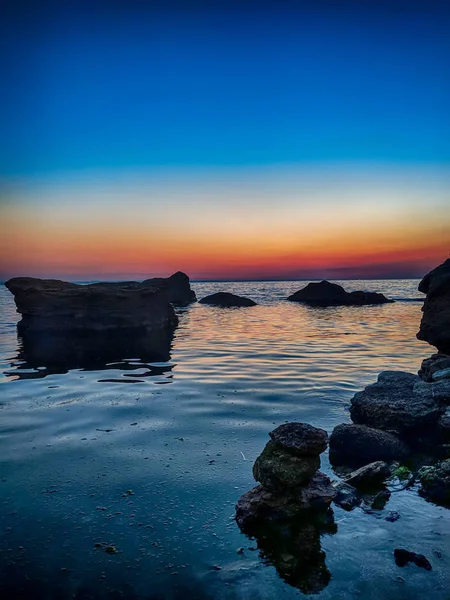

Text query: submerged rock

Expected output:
[333,482,362,511]
[253,441,320,491]
[5,276,178,335]
[419,354,450,382]
[349,371,444,438]
[329,423,410,467]
[343,461,391,488]
[394,548,432,571]
[417,460,450,505]
[143,271,196,306]
[269,422,328,456]
[199,292,257,307]
[417,258,450,354]
[287,280,393,307]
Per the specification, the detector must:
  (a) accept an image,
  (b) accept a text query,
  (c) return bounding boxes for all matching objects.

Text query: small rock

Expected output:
[236,547,244,554]
[370,490,391,510]
[104,545,118,555]
[269,422,328,456]
[344,461,391,488]
[333,483,361,511]
[394,548,432,571]
[385,511,400,522]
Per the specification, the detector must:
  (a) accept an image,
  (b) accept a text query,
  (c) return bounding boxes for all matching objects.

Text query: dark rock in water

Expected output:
[370,490,392,510]
[419,353,450,382]
[417,258,450,354]
[287,280,393,307]
[269,422,328,456]
[235,472,336,527]
[394,548,432,571]
[344,461,391,488]
[333,482,362,511]
[253,441,320,491]
[349,371,444,438]
[143,271,196,306]
[199,292,257,307]
[329,423,410,467]
[5,276,178,335]
[385,510,400,522]
[417,460,450,505]
[237,507,337,595]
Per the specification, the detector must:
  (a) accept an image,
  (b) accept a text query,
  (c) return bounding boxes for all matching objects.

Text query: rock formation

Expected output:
[143,271,196,306]
[199,292,257,307]
[418,460,450,505]
[236,423,334,527]
[287,280,393,307]
[5,277,179,336]
[417,258,450,353]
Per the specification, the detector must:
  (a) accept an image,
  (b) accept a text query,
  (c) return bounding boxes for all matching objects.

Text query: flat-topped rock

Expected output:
[350,371,444,437]
[344,461,391,488]
[417,258,450,353]
[5,276,178,335]
[143,271,196,306]
[329,423,410,467]
[199,292,257,307]
[269,422,328,456]
[287,280,393,307]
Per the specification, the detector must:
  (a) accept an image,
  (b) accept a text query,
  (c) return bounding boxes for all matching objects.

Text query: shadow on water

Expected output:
[4,327,176,381]
[238,508,337,595]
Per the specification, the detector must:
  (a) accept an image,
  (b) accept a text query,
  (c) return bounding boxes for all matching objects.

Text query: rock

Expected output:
[329,424,410,467]
[287,280,393,307]
[269,422,328,456]
[417,258,450,353]
[5,277,178,336]
[332,483,362,511]
[433,368,450,382]
[344,461,391,488]
[417,460,450,505]
[438,408,450,441]
[394,549,432,571]
[198,292,257,307]
[143,271,196,306]
[385,510,400,522]
[430,379,450,405]
[419,354,450,382]
[235,472,336,527]
[370,490,391,510]
[349,371,444,438]
[253,441,320,491]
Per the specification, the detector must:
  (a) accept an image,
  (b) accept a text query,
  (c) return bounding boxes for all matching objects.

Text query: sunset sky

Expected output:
[1,0,449,281]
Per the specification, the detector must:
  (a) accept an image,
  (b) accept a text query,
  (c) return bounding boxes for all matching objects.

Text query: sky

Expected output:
[1,0,449,281]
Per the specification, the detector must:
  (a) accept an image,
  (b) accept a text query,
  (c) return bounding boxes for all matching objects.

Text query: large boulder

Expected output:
[143,271,196,306]
[5,277,178,336]
[349,371,444,438]
[199,292,256,307]
[287,280,393,307]
[417,259,450,353]
[329,423,410,467]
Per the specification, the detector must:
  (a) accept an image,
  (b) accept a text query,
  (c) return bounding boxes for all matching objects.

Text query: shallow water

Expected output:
[1,279,449,599]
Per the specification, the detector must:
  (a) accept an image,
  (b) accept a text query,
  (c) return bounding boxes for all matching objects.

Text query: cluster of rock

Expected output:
[328,258,450,506]
[287,280,393,307]
[235,423,337,594]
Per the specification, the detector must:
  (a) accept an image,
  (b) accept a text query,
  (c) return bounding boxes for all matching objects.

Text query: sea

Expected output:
[0,279,449,600]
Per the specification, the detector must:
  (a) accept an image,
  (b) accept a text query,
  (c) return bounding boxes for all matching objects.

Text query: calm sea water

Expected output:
[0,280,449,599]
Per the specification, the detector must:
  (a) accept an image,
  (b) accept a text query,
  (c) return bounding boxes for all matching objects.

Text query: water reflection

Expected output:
[238,508,337,594]
[5,328,175,382]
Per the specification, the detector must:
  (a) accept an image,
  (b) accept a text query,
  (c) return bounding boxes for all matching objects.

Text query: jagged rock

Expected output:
[235,472,336,527]
[350,371,444,438]
[344,461,391,488]
[253,441,320,491]
[199,292,257,307]
[287,280,393,307]
[370,490,391,510]
[394,549,432,571]
[329,423,410,467]
[418,459,450,505]
[419,354,450,382]
[333,482,362,511]
[417,258,450,354]
[143,271,196,306]
[269,422,328,456]
[5,277,178,335]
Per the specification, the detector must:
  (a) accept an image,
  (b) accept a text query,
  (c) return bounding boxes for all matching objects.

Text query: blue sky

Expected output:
[1,0,449,177]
